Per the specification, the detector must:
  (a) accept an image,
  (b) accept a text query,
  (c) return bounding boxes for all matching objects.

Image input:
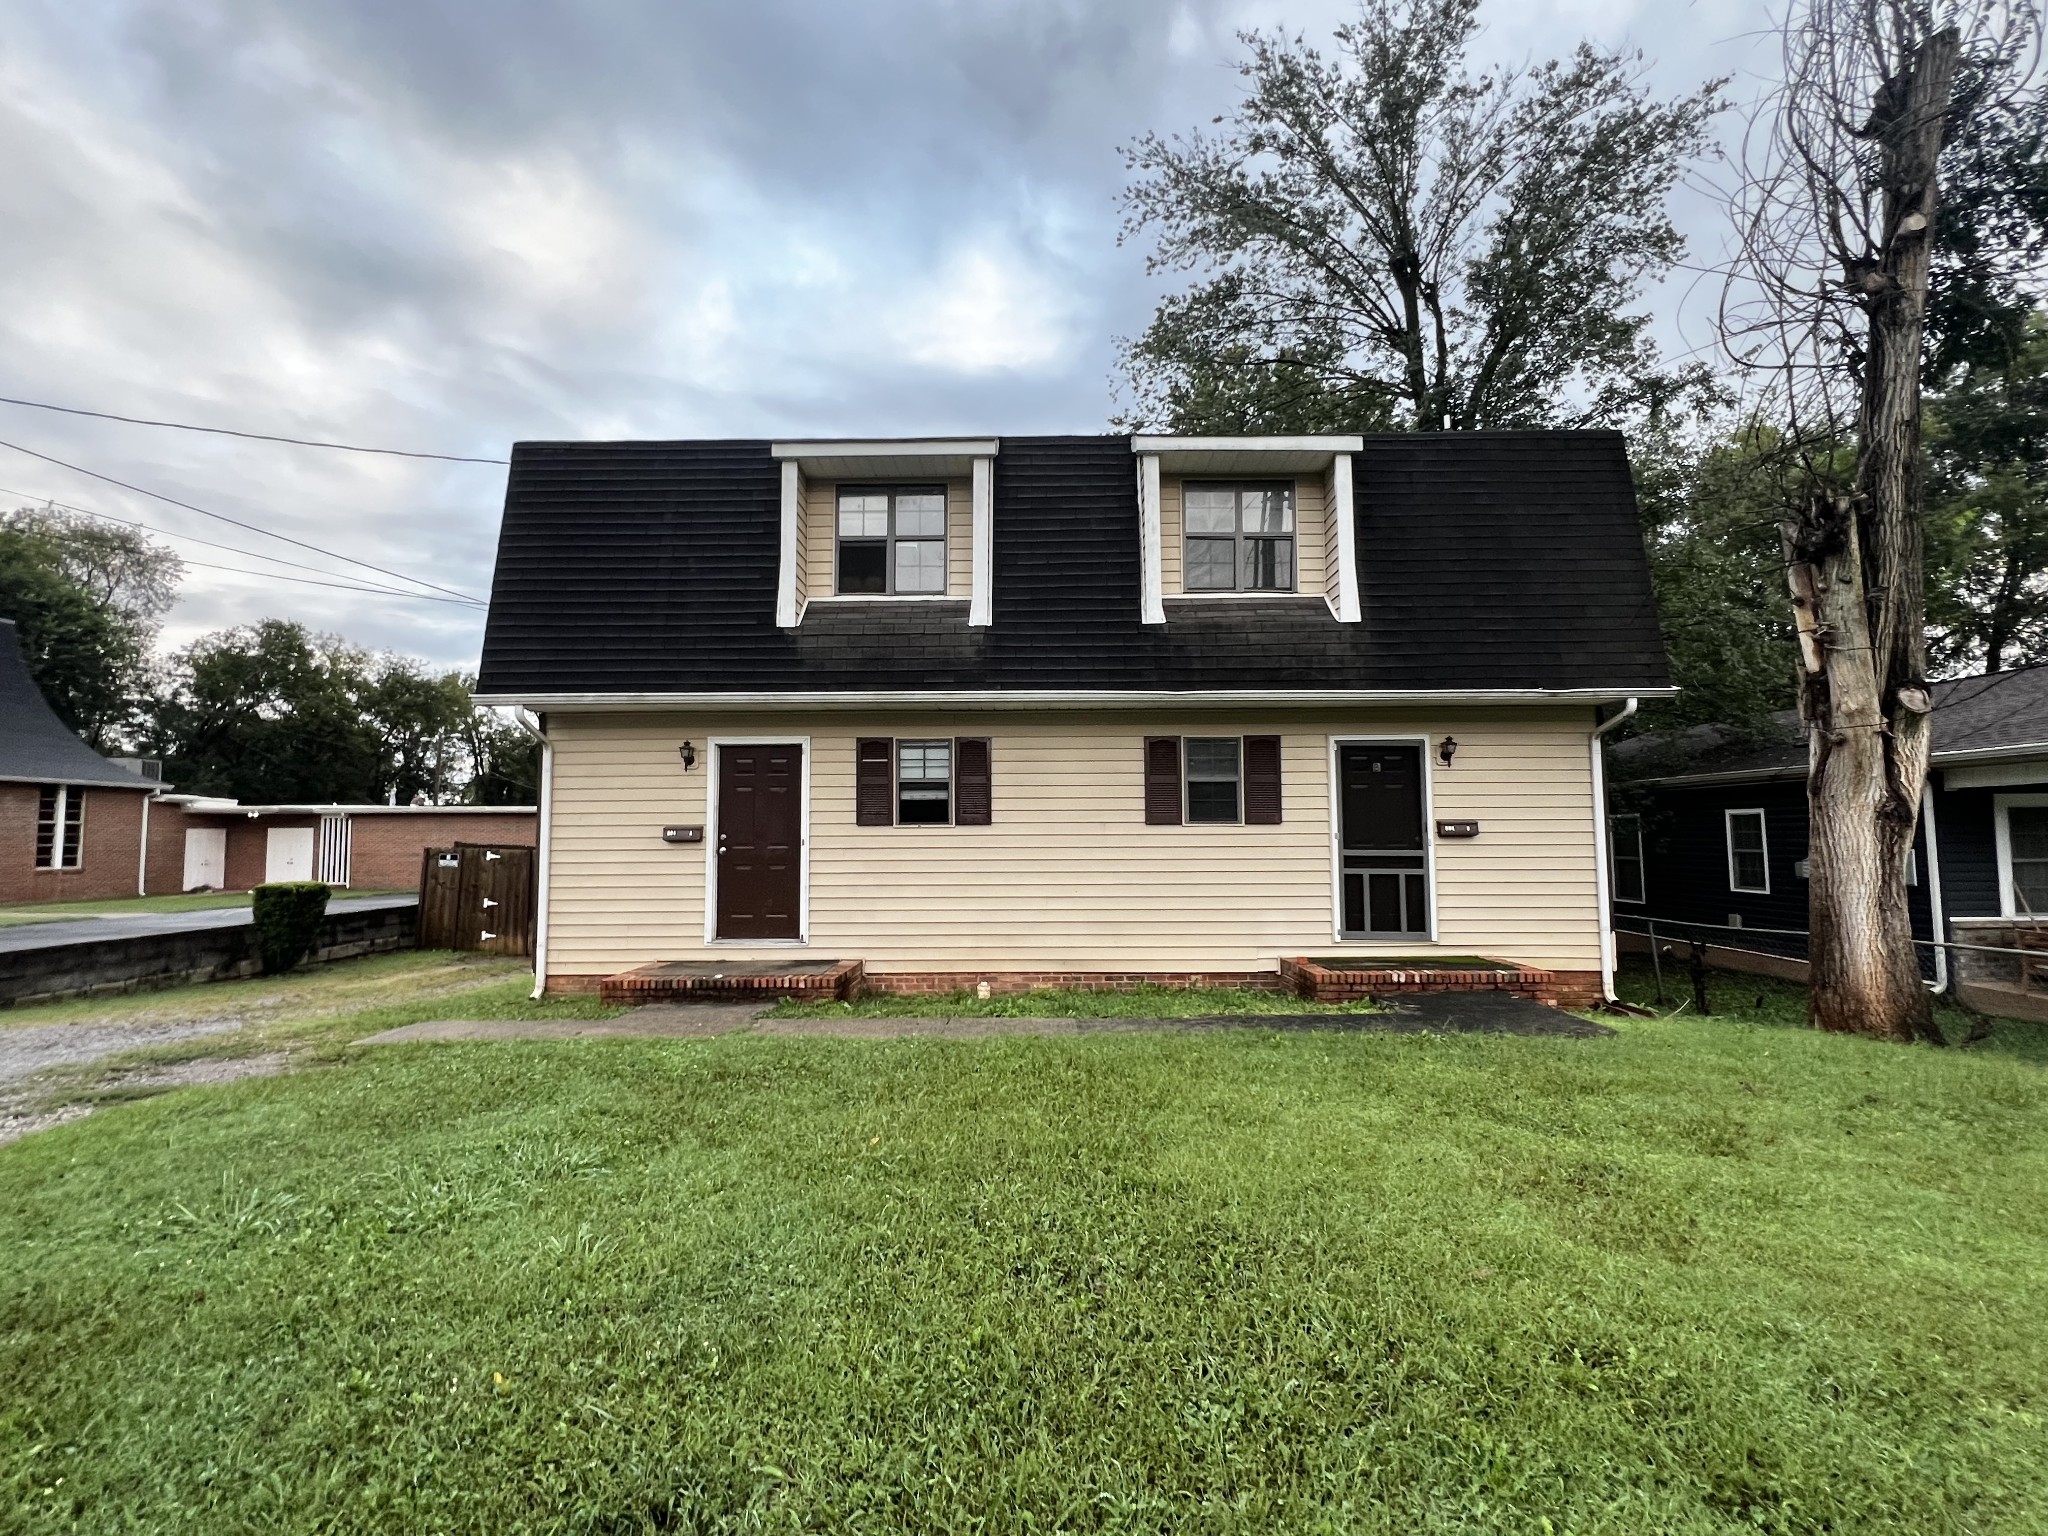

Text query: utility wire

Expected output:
[0,483,483,606]
[174,557,489,605]
[0,393,508,464]
[0,483,477,606]
[0,437,486,605]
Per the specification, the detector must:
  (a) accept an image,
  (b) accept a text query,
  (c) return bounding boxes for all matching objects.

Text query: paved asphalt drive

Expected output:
[0,894,417,955]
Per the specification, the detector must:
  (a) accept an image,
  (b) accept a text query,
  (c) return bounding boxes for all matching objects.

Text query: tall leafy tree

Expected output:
[1116,0,1724,433]
[0,507,182,748]
[459,699,541,807]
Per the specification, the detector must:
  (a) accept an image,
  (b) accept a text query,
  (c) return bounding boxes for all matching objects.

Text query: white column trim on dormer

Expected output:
[970,456,993,627]
[776,460,801,628]
[1138,453,1164,625]
[1332,452,1361,623]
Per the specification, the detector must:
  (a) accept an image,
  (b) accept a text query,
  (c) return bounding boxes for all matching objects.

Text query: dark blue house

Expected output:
[1606,667,2048,1019]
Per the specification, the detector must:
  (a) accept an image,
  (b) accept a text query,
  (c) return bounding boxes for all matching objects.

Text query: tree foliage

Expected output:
[1117,0,1724,434]
[0,507,182,748]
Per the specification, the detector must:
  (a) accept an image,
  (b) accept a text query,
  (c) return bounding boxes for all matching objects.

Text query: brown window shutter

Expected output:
[1144,736,1182,825]
[856,738,894,825]
[1244,735,1283,824]
[954,738,992,826]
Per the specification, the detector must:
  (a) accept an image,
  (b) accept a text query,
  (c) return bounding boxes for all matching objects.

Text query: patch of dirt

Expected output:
[0,1019,244,1088]
[0,1053,296,1148]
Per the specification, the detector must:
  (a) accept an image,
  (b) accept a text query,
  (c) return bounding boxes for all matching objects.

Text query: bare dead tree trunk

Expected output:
[1787,27,1959,1042]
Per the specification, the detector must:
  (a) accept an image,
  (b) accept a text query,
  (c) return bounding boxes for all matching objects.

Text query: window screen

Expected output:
[838,486,947,595]
[2009,805,2048,915]
[1183,738,1242,824]
[1183,483,1295,592]
[1726,809,1769,894]
[1610,813,1645,904]
[896,740,952,825]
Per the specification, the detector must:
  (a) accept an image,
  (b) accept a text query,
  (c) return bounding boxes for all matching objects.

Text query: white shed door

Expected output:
[265,826,316,883]
[182,827,226,890]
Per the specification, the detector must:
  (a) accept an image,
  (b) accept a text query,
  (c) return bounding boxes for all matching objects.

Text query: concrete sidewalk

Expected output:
[357,991,1611,1044]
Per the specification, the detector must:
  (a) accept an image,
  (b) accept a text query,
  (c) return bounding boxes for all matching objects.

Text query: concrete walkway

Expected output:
[357,990,1611,1045]
[0,894,416,954]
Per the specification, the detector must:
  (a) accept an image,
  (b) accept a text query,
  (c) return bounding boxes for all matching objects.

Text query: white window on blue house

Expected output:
[1609,813,1645,904]
[1725,809,1769,895]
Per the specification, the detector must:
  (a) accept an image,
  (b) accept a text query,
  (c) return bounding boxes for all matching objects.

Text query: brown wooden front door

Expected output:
[715,743,803,940]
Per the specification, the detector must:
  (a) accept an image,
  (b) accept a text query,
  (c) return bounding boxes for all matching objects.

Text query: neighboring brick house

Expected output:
[0,618,159,903]
[142,799,535,893]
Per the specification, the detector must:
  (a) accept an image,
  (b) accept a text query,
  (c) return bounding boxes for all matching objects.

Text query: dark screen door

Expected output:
[715,744,803,940]
[1338,743,1429,936]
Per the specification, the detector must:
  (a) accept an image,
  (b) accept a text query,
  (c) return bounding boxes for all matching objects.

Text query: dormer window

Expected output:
[836,486,948,595]
[1184,483,1296,592]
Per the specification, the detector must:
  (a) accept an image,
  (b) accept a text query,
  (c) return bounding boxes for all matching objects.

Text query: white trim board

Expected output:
[704,736,813,946]
[1725,807,1771,894]
[476,687,1677,711]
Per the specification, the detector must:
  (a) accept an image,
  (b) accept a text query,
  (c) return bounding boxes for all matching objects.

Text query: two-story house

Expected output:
[472,432,1672,1005]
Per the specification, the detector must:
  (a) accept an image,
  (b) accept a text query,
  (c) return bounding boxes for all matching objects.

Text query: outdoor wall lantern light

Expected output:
[679,742,697,771]
[1437,735,1458,767]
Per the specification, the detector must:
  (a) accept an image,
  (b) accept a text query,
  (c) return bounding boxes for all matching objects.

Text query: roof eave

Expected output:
[473,686,1676,711]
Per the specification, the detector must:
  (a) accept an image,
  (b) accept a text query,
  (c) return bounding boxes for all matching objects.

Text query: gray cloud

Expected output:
[0,0,1774,669]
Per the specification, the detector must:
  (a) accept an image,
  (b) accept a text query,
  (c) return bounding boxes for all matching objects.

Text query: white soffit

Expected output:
[1130,434,1365,475]
[772,438,1000,480]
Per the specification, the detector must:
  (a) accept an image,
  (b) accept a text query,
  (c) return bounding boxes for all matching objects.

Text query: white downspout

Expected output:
[137,790,152,895]
[1921,780,1948,994]
[1590,697,1639,1002]
[513,708,554,1000]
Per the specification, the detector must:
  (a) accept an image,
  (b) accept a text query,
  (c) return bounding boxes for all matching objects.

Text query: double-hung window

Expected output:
[1725,809,1769,894]
[1183,483,1296,592]
[895,740,952,825]
[1609,813,1645,904]
[1183,738,1242,824]
[837,486,947,595]
[35,785,83,870]
[2003,801,2048,916]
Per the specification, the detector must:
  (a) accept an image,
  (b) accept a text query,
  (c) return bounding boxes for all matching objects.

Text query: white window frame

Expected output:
[1994,792,2048,919]
[703,736,812,946]
[1326,735,1438,945]
[1725,808,1770,895]
[34,784,84,870]
[832,485,949,597]
[1180,481,1300,595]
[894,738,955,827]
[1609,812,1646,905]
[1181,735,1246,826]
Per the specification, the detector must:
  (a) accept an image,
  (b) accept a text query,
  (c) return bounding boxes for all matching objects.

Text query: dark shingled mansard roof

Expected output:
[1611,664,2048,784]
[0,619,154,789]
[475,433,1670,698]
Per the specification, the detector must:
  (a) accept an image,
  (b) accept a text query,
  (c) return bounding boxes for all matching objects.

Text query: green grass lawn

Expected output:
[3,960,2048,1532]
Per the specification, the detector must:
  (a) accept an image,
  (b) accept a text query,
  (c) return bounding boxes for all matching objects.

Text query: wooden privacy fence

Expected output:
[417,843,537,956]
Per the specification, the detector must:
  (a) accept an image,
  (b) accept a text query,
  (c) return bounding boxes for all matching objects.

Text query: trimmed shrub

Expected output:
[251,882,331,974]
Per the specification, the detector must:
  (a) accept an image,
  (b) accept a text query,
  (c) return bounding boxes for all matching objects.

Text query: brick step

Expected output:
[600,958,863,1006]
[1281,955,1568,1005]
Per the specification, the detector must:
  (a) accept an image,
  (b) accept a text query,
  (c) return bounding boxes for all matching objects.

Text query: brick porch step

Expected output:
[1281,955,1561,1004]
[600,958,863,1006]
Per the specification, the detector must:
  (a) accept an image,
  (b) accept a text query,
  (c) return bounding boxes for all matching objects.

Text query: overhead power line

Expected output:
[175,557,489,605]
[0,436,486,605]
[0,393,508,464]
[0,484,485,608]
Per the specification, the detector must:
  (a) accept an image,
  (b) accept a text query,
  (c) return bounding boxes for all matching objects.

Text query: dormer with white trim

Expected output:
[1130,436,1363,625]
[772,439,998,629]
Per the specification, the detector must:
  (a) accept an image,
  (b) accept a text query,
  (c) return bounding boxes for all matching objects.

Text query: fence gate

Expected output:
[417,843,537,956]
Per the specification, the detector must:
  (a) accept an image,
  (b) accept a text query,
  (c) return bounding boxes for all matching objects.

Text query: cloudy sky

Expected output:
[1,0,1778,670]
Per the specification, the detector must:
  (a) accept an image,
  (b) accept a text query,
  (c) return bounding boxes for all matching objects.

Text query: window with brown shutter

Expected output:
[1144,737,1182,825]
[855,738,894,825]
[1244,736,1283,824]
[954,737,992,825]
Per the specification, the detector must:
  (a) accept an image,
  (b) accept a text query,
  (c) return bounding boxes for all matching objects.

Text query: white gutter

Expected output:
[1590,697,1640,1002]
[512,709,554,1000]
[472,687,1677,711]
[1921,780,1948,994]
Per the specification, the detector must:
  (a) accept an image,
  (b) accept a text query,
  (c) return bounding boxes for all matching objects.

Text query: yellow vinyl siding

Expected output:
[1321,459,1343,611]
[790,465,808,609]
[541,709,1602,980]
[1161,475,1326,598]
[802,479,971,599]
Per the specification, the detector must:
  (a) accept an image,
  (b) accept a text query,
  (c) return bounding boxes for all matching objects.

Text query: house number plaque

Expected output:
[1435,820,1480,839]
[662,825,704,844]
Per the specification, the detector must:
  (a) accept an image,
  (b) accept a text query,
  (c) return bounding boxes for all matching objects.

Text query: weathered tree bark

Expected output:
[1792,26,1959,1043]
